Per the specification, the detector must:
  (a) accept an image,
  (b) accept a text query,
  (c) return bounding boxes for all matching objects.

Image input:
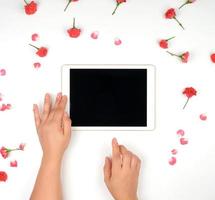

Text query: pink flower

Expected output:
[167,51,190,63]
[10,160,18,167]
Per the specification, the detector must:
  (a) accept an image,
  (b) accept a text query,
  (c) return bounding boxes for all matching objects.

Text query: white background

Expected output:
[0,0,215,200]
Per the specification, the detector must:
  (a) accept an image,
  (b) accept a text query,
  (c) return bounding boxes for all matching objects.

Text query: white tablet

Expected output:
[61,64,156,131]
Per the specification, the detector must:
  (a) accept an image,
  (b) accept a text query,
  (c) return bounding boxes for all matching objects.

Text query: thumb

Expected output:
[103,156,111,183]
[63,112,72,138]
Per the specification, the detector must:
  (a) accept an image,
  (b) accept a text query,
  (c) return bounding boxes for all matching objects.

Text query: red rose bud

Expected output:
[64,0,78,12]
[181,52,189,63]
[0,171,8,182]
[112,0,126,15]
[29,44,48,57]
[167,51,190,63]
[67,18,81,38]
[210,53,215,63]
[24,0,37,15]
[182,87,197,109]
[179,0,196,9]
[165,8,185,30]
[0,144,26,159]
[0,147,9,159]
[159,36,175,49]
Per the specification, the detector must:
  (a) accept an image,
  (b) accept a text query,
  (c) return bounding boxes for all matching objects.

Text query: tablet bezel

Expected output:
[61,64,156,131]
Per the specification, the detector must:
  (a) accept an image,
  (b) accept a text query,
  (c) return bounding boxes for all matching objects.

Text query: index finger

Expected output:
[112,138,121,170]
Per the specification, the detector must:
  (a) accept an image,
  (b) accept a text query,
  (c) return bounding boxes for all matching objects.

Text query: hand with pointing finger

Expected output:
[104,138,141,200]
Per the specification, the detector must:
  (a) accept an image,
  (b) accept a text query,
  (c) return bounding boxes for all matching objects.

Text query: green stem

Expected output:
[179,1,188,9]
[112,3,120,15]
[73,17,75,27]
[64,0,72,12]
[183,98,190,109]
[29,44,39,50]
[173,17,185,30]
[7,148,21,153]
[166,51,179,57]
[24,0,28,5]
[166,36,176,41]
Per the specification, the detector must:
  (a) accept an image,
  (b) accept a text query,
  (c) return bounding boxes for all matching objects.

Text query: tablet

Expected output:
[61,64,156,131]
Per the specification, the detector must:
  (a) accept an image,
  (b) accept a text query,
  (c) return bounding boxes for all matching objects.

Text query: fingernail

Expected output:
[57,92,62,100]
[45,93,49,99]
[113,138,118,145]
[33,104,36,110]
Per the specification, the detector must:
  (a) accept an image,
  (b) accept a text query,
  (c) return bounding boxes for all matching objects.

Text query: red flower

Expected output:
[29,44,48,57]
[165,8,176,19]
[159,36,175,49]
[0,144,25,159]
[64,0,79,12]
[24,1,37,15]
[10,160,18,167]
[182,87,197,109]
[210,53,215,63]
[165,8,185,30]
[167,51,190,63]
[0,171,8,182]
[0,147,9,159]
[179,0,196,9]
[181,52,189,63]
[112,0,126,15]
[67,18,81,38]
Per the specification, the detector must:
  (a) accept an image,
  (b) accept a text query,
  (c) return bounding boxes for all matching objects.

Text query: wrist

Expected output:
[42,155,63,167]
[117,197,138,200]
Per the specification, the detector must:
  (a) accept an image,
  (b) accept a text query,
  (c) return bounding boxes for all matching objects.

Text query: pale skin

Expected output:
[30,93,141,200]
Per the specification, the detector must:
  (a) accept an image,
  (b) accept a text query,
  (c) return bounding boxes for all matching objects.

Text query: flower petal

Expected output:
[177,129,185,137]
[114,38,122,46]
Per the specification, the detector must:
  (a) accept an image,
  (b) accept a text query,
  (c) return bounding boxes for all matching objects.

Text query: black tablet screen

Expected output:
[70,69,147,126]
